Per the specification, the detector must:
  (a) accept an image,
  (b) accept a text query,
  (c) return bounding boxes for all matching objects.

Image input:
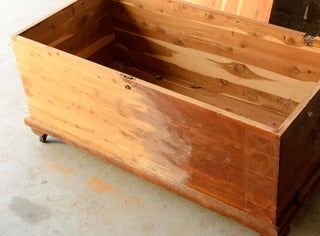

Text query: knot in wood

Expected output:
[234,63,246,74]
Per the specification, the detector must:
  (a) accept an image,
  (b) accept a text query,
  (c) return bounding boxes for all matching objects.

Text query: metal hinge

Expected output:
[304,33,315,46]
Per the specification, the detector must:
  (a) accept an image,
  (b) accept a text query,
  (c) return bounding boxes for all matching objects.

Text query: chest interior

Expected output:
[19,0,320,131]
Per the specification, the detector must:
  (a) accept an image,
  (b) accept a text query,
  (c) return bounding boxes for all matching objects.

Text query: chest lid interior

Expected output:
[182,0,320,36]
[180,0,274,22]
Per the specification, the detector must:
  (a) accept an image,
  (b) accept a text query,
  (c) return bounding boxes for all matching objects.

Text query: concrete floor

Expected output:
[0,0,319,235]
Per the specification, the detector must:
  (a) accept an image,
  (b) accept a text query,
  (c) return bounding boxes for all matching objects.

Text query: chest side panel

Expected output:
[278,88,320,228]
[12,36,280,225]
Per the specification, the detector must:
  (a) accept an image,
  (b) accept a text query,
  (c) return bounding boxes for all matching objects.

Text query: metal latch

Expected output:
[304,34,315,46]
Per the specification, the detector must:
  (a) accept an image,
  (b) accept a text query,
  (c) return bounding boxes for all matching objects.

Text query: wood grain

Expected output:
[113,29,298,120]
[114,0,320,84]
[19,0,117,61]
[12,35,280,225]
[181,0,274,22]
[112,29,306,103]
[11,1,320,235]
[24,116,281,236]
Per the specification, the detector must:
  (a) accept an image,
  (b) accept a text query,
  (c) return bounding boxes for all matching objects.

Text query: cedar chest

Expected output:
[11,0,320,235]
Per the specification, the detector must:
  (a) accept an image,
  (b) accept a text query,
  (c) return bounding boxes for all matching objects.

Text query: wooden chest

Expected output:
[11,0,320,235]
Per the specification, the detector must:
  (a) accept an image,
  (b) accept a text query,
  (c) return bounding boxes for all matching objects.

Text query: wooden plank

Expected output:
[113,0,320,85]
[114,0,314,47]
[21,0,115,45]
[114,29,298,118]
[181,0,274,22]
[12,35,280,224]
[238,0,274,22]
[76,33,115,58]
[51,13,115,56]
[110,59,286,128]
[112,23,313,104]
[88,41,116,65]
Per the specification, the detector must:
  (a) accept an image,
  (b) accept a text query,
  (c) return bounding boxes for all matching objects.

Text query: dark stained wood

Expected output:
[278,87,320,222]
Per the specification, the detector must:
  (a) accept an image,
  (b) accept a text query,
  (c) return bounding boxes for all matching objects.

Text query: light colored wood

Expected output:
[115,0,312,47]
[113,28,306,104]
[113,1,320,87]
[181,0,274,22]
[110,58,287,128]
[12,35,280,226]
[11,1,320,235]
[31,128,46,137]
[109,28,298,128]
[79,26,301,128]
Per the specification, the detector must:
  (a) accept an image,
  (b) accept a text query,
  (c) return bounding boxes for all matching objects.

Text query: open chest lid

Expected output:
[182,0,320,35]
[181,0,274,22]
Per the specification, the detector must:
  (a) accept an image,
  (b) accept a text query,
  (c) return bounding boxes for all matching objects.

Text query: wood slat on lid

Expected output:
[181,0,274,22]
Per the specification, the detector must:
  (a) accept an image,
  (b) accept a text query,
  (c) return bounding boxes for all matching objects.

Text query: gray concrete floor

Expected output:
[0,0,319,235]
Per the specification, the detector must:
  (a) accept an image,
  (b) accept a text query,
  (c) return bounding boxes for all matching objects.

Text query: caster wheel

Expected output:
[39,134,48,143]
